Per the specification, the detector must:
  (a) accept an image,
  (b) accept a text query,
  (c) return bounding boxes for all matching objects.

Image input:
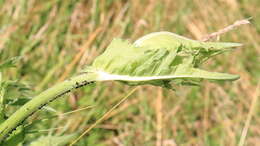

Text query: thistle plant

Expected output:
[0,31,240,144]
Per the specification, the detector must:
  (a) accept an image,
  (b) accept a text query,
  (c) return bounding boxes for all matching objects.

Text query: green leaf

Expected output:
[134,31,241,49]
[0,72,7,124]
[85,32,240,89]
[2,125,25,146]
[29,133,78,146]
[3,80,33,104]
[5,98,30,106]
[0,56,21,71]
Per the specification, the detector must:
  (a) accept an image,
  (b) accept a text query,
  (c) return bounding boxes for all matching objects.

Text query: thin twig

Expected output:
[201,18,251,42]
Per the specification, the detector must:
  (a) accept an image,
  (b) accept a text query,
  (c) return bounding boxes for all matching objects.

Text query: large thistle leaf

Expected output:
[85,32,240,89]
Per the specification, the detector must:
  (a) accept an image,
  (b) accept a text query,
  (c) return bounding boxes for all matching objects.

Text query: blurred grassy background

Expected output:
[0,0,260,145]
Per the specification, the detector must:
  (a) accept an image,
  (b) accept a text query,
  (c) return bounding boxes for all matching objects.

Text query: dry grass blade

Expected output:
[201,18,251,42]
[156,88,163,146]
[24,106,95,129]
[69,87,138,146]
[238,82,260,146]
[58,27,103,82]
[55,105,95,117]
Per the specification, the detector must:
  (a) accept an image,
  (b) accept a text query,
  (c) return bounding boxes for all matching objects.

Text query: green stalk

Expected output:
[0,72,97,142]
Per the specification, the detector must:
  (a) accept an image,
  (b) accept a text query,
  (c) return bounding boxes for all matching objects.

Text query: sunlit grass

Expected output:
[0,0,259,145]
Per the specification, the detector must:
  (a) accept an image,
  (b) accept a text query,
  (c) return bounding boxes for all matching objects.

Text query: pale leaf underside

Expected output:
[85,32,240,89]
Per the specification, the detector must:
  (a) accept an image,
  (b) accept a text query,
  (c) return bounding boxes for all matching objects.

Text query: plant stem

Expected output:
[0,72,97,142]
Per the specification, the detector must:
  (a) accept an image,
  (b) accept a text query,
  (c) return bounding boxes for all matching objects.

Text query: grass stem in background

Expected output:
[69,87,138,146]
[238,82,260,146]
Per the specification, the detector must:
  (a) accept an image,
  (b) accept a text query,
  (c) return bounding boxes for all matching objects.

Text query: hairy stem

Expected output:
[0,72,97,142]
